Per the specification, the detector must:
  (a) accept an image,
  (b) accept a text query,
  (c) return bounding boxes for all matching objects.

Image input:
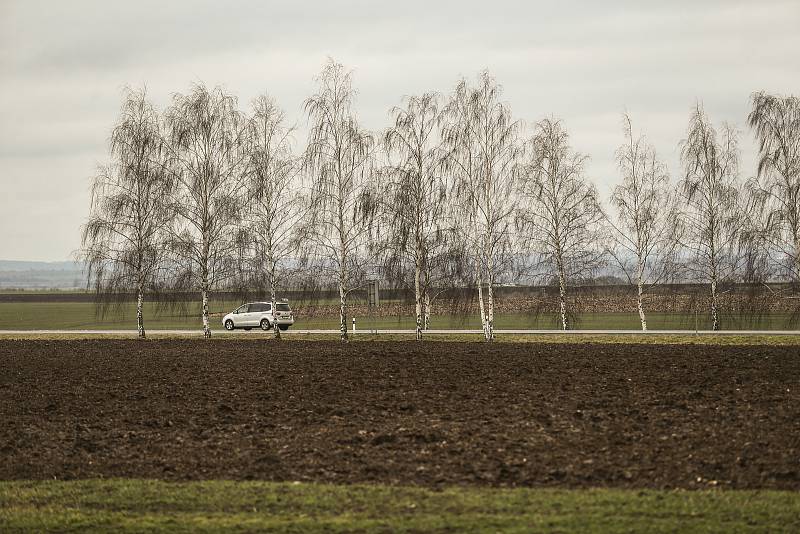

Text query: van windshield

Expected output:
[276,303,290,312]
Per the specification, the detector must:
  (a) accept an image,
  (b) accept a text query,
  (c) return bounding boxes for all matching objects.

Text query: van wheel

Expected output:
[260,319,271,331]
[224,320,234,331]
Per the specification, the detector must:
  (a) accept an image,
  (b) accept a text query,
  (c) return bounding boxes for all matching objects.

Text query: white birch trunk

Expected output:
[557,264,569,331]
[636,260,647,331]
[339,279,348,341]
[710,274,720,331]
[136,287,145,339]
[486,256,495,342]
[476,263,488,340]
[709,238,720,331]
[270,263,280,340]
[338,190,349,342]
[201,284,211,338]
[637,282,647,332]
[201,232,211,338]
[414,258,423,341]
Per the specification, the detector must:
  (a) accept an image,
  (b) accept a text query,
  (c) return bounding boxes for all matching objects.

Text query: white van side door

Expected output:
[242,303,261,326]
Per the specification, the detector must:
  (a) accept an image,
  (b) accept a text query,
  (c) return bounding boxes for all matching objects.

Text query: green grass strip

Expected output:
[1,300,797,331]
[1,480,799,533]
[1,332,799,345]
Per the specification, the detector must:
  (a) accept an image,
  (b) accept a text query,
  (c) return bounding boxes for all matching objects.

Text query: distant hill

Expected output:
[0,260,84,271]
[0,260,87,289]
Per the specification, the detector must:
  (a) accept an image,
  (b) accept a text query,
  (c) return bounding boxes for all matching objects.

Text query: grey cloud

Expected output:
[1,0,798,260]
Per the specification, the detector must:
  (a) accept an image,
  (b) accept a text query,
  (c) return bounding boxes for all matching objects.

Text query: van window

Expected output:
[247,303,262,313]
[276,303,290,312]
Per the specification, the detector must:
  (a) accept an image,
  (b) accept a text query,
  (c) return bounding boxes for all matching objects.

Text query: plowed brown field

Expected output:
[1,339,798,489]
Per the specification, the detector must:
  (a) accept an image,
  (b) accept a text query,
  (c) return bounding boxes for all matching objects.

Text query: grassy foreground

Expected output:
[1,480,798,533]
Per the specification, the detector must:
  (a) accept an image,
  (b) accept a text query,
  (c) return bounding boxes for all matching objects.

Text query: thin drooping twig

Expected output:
[746,92,800,288]
[80,86,173,338]
[678,103,743,331]
[299,59,379,341]
[441,72,520,341]
[382,91,457,340]
[605,113,681,330]
[242,94,304,339]
[515,117,605,331]
[163,84,250,338]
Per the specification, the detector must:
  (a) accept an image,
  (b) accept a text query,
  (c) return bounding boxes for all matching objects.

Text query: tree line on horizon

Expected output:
[80,59,800,340]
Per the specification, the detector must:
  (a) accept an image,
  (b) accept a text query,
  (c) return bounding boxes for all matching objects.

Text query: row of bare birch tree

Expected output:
[81,60,800,340]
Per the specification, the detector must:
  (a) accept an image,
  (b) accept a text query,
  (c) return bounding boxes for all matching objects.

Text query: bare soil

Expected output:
[1,339,798,489]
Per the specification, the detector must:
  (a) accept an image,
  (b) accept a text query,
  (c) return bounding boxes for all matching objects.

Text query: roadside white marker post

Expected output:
[352,317,356,334]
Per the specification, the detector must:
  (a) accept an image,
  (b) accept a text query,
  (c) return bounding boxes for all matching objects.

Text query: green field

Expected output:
[0,299,797,331]
[1,480,798,533]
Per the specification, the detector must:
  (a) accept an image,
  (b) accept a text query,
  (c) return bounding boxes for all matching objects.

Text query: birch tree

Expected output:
[442,72,520,341]
[606,113,680,330]
[164,84,249,338]
[302,60,377,341]
[243,94,303,339]
[747,92,800,285]
[516,118,604,330]
[81,87,172,338]
[678,104,742,331]
[383,92,452,340]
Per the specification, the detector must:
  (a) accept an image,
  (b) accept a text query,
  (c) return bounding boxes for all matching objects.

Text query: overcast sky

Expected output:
[1,0,798,261]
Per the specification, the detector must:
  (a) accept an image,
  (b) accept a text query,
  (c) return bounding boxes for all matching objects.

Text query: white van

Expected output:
[222,301,294,331]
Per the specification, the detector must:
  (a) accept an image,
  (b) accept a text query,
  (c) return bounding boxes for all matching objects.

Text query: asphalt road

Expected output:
[0,329,798,336]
